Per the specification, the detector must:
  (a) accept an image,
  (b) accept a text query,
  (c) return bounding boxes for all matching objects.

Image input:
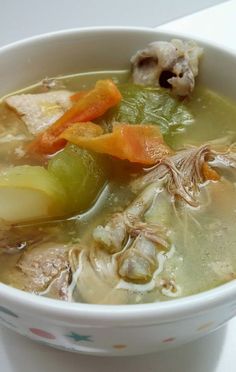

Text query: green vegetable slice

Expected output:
[48,144,108,214]
[97,84,193,135]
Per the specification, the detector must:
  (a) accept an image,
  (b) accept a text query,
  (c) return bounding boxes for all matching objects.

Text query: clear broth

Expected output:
[1,71,236,304]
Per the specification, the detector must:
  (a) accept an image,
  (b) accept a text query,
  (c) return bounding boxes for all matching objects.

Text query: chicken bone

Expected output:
[131,39,203,97]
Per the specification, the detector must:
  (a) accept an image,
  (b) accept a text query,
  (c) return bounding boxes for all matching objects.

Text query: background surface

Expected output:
[0,0,226,46]
[1,1,236,371]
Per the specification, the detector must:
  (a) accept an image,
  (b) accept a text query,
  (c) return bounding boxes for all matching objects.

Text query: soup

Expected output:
[1,39,236,304]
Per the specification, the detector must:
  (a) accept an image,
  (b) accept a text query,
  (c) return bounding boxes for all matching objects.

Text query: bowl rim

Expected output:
[1,26,236,326]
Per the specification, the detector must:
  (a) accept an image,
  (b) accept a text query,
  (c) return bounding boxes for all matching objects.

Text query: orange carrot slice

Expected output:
[70,91,88,102]
[28,80,122,155]
[61,122,172,165]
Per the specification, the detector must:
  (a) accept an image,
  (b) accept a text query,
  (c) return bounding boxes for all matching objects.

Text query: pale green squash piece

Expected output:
[48,145,108,214]
[0,165,67,222]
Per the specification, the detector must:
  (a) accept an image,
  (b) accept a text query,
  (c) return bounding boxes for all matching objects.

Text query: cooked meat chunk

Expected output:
[131,145,212,205]
[43,269,71,300]
[16,242,71,296]
[93,183,167,253]
[118,235,159,284]
[93,213,127,254]
[131,39,203,97]
[68,246,121,304]
[5,90,72,135]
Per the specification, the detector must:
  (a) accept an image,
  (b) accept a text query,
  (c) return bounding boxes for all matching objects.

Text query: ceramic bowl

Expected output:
[0,27,236,356]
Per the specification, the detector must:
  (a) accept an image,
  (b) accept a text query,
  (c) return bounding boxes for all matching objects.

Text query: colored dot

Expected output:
[66,332,92,342]
[30,328,56,339]
[113,344,127,349]
[162,337,176,343]
[197,321,214,331]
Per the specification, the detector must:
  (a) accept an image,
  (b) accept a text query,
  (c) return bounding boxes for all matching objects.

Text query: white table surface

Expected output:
[1,1,236,371]
[0,0,225,46]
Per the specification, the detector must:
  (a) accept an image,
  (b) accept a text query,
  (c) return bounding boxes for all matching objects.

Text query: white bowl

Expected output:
[0,27,236,356]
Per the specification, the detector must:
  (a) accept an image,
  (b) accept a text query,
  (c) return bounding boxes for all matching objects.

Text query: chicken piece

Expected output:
[42,269,71,300]
[131,144,236,206]
[16,242,71,298]
[131,39,203,97]
[93,183,168,253]
[68,246,122,304]
[118,235,159,284]
[131,145,212,204]
[93,182,169,284]
[93,213,127,254]
[5,90,72,135]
